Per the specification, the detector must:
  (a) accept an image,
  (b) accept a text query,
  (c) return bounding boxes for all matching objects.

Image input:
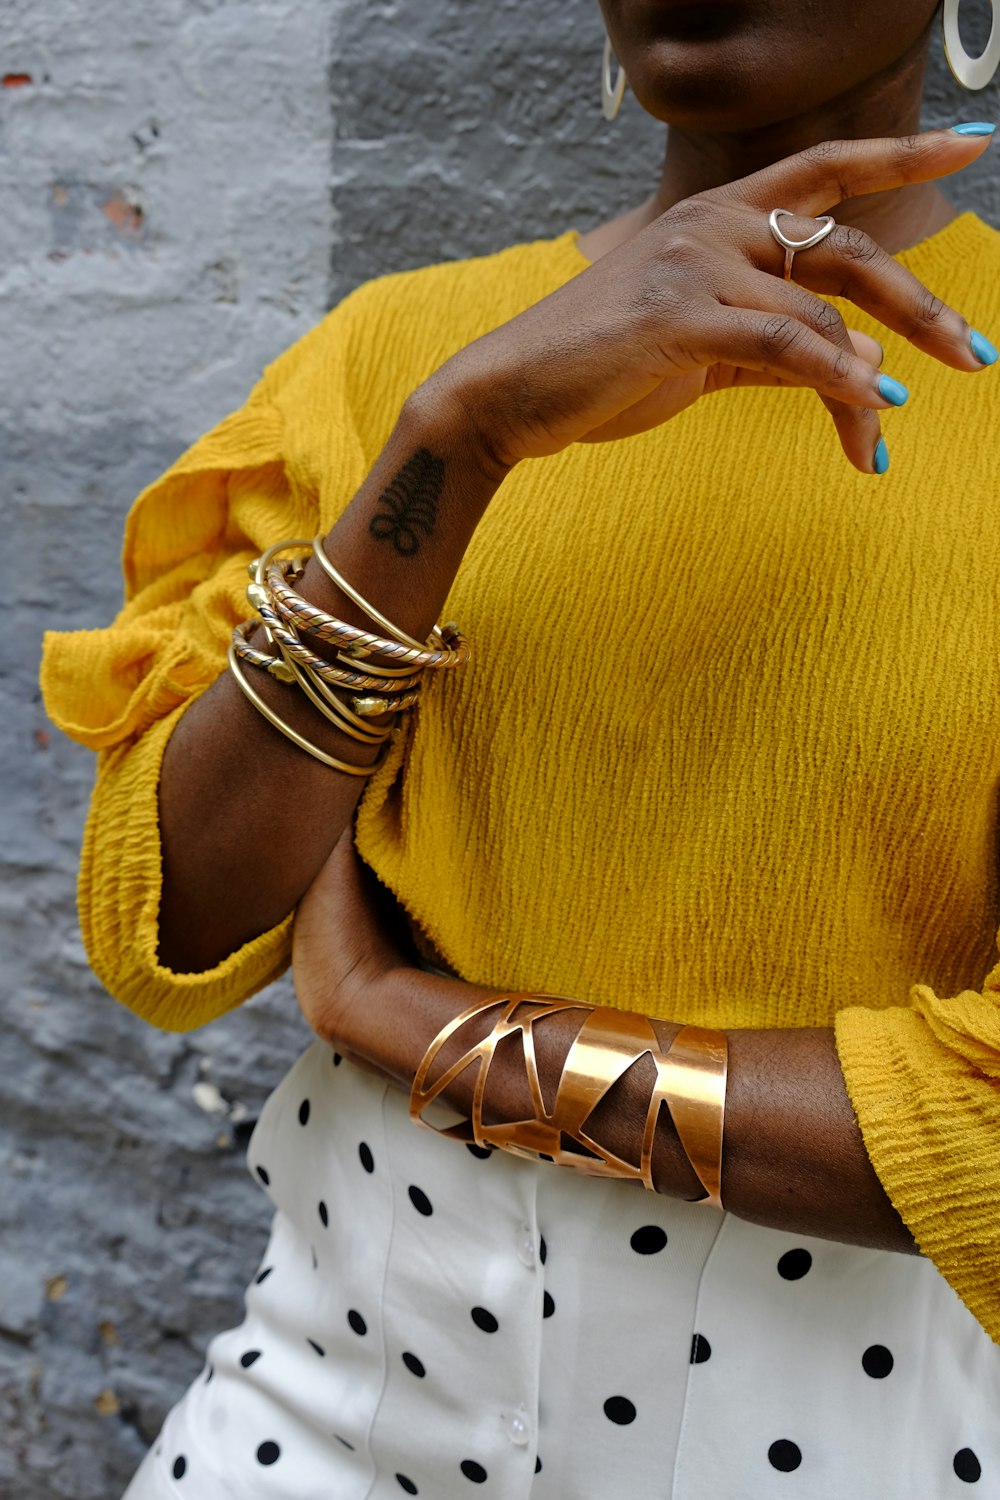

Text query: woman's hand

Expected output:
[292,827,412,1058]
[424,129,993,476]
[290,835,914,1248]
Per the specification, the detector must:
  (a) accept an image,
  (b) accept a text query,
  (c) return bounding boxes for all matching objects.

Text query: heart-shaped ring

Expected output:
[768,208,837,281]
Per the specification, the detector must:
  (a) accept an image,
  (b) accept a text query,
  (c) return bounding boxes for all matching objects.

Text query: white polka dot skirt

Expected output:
[122,1042,1000,1499]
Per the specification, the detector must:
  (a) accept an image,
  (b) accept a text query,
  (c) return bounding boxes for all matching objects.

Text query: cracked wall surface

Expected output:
[2,0,997,1492]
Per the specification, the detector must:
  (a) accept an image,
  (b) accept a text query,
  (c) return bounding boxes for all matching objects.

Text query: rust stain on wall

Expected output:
[101,193,144,237]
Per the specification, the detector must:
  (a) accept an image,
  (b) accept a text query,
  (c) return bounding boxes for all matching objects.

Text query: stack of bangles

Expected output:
[232,541,726,1204]
[228,536,469,776]
[410,995,729,1209]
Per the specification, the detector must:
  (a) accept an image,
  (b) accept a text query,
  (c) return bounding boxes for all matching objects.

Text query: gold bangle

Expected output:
[312,534,440,654]
[227,645,382,777]
[290,661,391,743]
[410,996,728,1206]
[265,559,469,670]
[250,593,427,694]
[279,648,394,744]
[232,621,392,744]
[660,1024,728,1212]
[231,618,297,683]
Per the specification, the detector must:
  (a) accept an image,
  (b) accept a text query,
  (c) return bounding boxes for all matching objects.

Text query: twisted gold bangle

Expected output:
[227,645,383,776]
[231,621,390,743]
[311,534,439,654]
[231,618,297,683]
[278,648,395,744]
[265,560,469,670]
[251,593,427,694]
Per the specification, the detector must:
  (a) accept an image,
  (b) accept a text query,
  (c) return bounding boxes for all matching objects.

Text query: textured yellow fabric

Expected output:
[41,212,1000,1341]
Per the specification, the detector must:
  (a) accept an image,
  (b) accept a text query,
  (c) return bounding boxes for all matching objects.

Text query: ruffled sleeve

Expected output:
[39,309,369,1031]
[835,969,1000,1345]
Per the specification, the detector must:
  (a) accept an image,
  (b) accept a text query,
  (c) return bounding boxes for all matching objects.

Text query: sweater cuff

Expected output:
[79,702,293,1032]
[835,1000,1000,1347]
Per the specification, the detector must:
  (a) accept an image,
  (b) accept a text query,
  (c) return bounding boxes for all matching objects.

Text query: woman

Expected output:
[40,1,1000,1496]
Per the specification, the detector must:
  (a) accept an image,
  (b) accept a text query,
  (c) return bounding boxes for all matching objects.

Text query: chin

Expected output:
[617,2,783,129]
[629,56,789,133]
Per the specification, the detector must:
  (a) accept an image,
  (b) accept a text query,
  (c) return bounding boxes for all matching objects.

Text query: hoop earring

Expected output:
[943,0,1000,90]
[601,35,626,121]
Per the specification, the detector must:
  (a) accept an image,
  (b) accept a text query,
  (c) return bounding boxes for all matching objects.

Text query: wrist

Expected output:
[404,365,516,493]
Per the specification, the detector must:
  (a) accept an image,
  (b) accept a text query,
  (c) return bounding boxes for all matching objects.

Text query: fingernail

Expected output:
[970,329,999,365]
[951,122,996,136]
[877,374,909,406]
[873,436,890,476]
[874,341,885,370]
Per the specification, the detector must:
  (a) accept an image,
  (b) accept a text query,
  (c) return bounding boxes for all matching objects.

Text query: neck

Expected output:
[582,28,956,263]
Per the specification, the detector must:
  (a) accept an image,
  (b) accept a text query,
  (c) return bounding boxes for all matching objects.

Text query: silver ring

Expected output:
[768,208,836,281]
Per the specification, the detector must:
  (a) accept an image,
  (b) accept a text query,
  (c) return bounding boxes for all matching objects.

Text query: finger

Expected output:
[712,326,883,386]
[745,214,994,373]
[713,273,885,470]
[719,269,882,364]
[816,326,887,475]
[694,307,899,410]
[845,328,884,369]
[731,129,994,218]
[720,271,886,471]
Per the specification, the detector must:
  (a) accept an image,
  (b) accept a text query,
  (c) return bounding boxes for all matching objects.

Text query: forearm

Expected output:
[346,966,916,1256]
[157,389,504,974]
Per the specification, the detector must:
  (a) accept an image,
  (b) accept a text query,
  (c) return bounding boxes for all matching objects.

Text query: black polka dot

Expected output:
[333,1052,342,1067]
[307,1338,325,1356]
[862,1344,893,1378]
[402,1351,426,1378]
[466,1144,492,1160]
[204,1365,214,1384]
[256,1441,280,1466]
[777,1248,812,1280]
[471,1306,498,1333]
[630,1225,668,1255]
[535,1455,542,1474]
[396,1476,418,1495]
[690,1333,711,1364]
[954,1449,982,1483]
[298,1098,310,1126]
[543,1291,555,1318]
[335,1435,355,1451]
[318,1200,329,1228]
[460,1459,488,1483]
[240,1349,261,1368]
[172,1456,187,1480]
[310,1246,318,1270]
[348,1309,367,1336]
[539,1236,547,1265]
[408,1185,433,1217]
[255,1266,273,1285]
[604,1396,637,1425]
[768,1440,802,1472]
[255,1165,270,1186]
[359,1142,375,1173]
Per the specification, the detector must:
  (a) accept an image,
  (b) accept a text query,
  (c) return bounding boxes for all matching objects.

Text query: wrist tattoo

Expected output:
[369,448,445,557]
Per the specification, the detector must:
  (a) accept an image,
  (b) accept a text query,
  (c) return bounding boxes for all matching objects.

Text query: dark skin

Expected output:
[155,1,996,1251]
[592,0,957,256]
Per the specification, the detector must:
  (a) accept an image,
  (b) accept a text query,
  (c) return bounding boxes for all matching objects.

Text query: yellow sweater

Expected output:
[41,211,1000,1343]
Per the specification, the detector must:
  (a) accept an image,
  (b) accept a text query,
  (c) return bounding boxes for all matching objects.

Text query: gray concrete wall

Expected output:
[3,1,997,1493]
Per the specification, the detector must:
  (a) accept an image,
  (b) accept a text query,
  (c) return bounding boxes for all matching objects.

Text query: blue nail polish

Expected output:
[877,374,910,406]
[971,329,999,365]
[873,437,890,475]
[951,122,996,136]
